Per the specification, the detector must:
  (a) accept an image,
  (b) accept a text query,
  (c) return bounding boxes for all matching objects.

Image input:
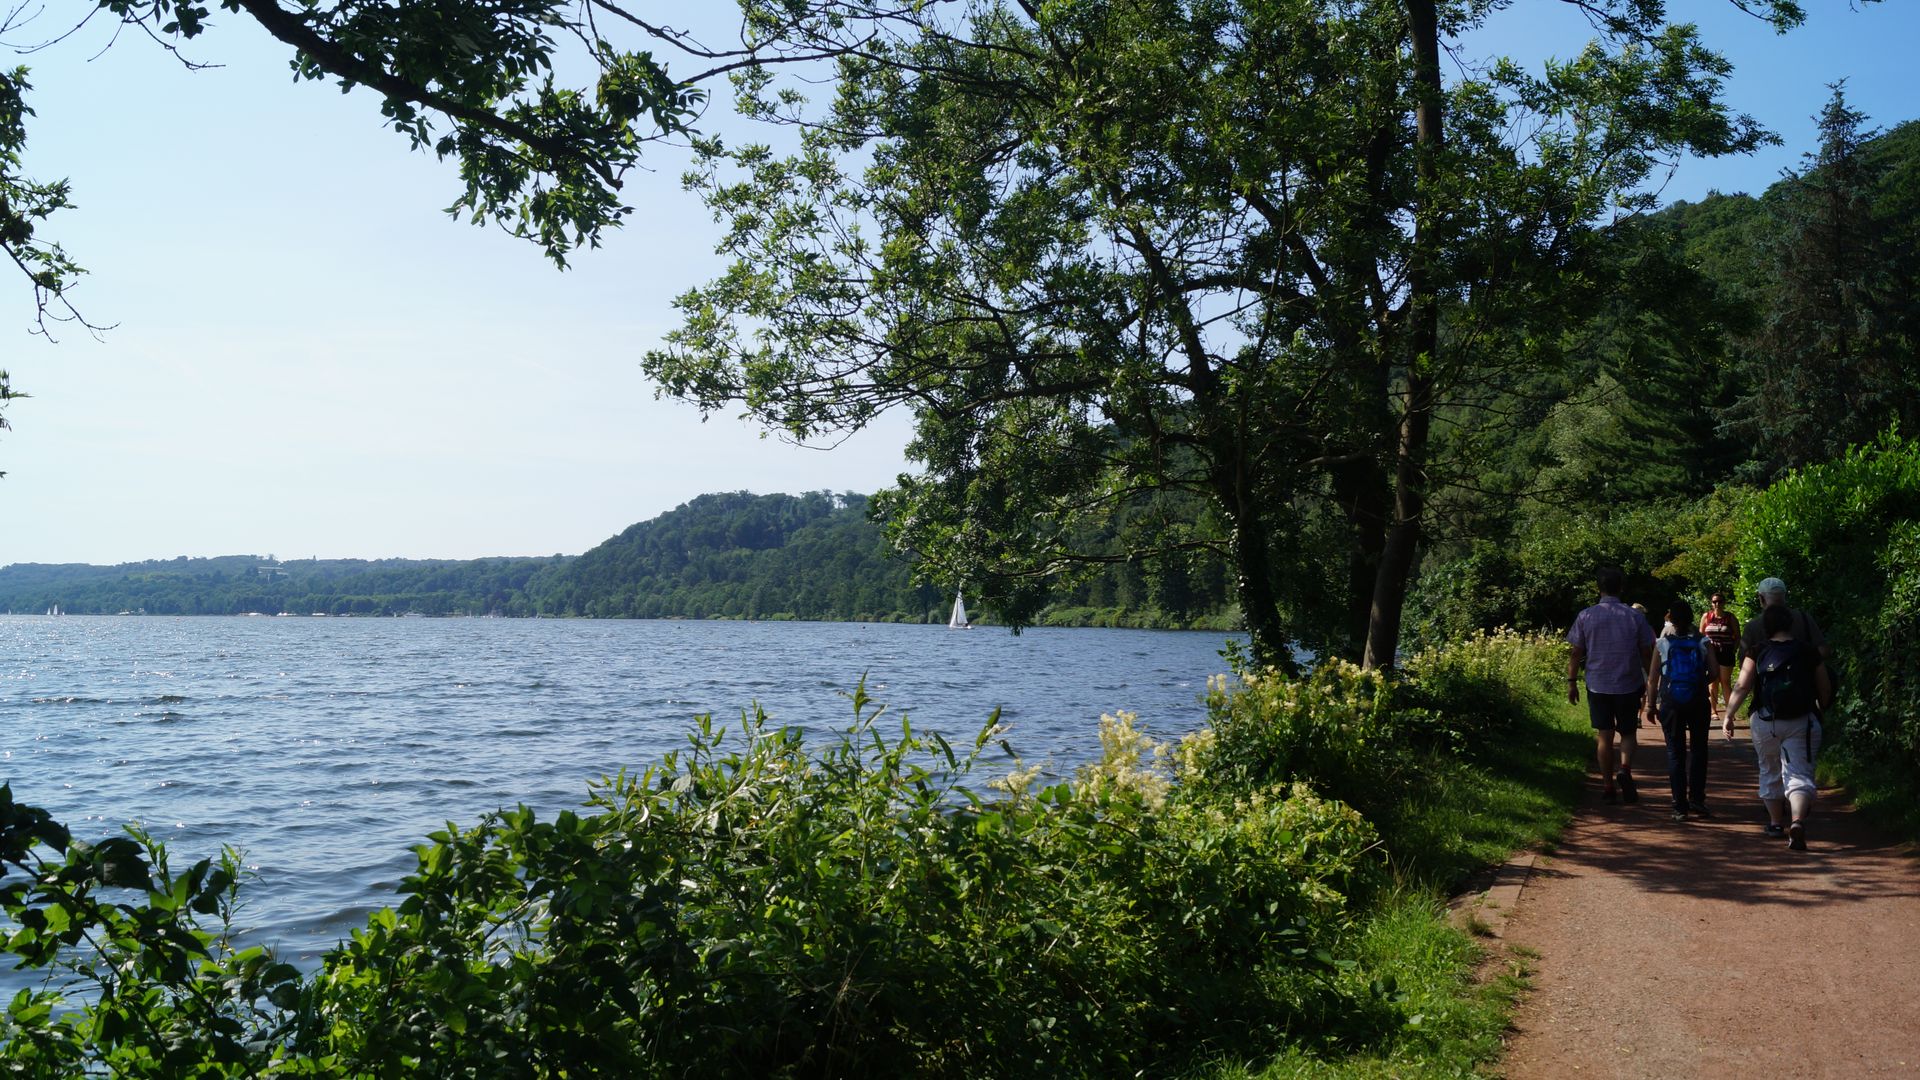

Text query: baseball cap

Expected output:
[1757,577,1788,598]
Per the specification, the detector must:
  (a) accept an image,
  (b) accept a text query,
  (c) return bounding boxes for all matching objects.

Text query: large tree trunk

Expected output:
[1364,376,1432,669]
[1215,460,1295,675]
[1329,453,1390,662]
[1363,0,1444,671]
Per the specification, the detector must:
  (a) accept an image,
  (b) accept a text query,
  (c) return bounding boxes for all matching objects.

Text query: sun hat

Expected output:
[1757,577,1788,598]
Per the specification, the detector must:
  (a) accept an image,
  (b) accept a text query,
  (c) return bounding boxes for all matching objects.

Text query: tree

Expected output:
[1727,83,1916,477]
[645,0,1797,668]
[0,1,1816,667]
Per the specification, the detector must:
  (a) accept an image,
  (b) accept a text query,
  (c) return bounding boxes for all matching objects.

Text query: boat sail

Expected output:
[948,589,970,630]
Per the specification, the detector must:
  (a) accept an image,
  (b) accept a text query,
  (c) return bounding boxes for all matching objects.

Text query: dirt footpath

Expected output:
[1498,718,1920,1079]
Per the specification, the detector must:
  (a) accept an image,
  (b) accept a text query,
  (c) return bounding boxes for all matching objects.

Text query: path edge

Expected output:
[1447,849,1539,940]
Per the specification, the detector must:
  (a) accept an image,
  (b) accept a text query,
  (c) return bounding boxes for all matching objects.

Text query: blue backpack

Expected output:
[1661,637,1709,706]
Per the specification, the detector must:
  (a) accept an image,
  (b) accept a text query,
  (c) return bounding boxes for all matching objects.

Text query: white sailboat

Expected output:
[948,589,970,630]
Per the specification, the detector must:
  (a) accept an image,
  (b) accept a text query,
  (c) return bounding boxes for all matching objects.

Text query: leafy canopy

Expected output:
[644,0,1797,664]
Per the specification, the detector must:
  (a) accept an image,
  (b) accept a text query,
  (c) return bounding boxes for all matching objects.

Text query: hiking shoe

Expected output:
[1689,803,1713,819]
[1602,787,1618,804]
[1788,821,1807,851]
[1763,823,1786,838]
[1615,771,1638,804]
[1671,807,1689,823]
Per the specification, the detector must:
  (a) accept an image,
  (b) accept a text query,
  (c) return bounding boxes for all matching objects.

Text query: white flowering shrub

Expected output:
[1074,710,1174,808]
[1399,628,1567,752]
[1181,660,1408,817]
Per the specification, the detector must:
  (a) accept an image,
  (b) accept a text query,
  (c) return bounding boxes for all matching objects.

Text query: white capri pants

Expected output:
[1750,712,1822,801]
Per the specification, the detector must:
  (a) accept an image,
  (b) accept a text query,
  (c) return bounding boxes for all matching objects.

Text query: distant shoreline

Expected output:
[1,609,1242,633]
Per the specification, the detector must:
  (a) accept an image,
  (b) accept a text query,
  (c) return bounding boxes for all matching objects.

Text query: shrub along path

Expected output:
[1498,715,1920,1078]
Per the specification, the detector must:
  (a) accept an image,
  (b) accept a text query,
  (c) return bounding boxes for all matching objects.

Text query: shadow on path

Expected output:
[1499,717,1920,1079]
[1545,721,1915,908]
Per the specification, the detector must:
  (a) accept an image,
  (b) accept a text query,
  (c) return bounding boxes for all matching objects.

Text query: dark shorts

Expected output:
[1711,642,1736,667]
[1587,690,1642,733]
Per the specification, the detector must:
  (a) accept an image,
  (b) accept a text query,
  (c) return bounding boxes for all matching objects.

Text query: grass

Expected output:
[1821,743,1920,840]
[1192,695,1590,1079]
[1374,698,1592,892]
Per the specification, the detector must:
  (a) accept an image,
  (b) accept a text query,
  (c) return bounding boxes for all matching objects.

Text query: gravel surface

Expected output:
[1500,718,1920,1079]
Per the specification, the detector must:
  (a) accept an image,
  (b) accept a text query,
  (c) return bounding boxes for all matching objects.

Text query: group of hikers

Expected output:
[1566,567,1833,849]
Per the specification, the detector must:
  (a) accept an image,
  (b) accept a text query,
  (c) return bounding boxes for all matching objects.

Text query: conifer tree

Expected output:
[1729,84,1913,476]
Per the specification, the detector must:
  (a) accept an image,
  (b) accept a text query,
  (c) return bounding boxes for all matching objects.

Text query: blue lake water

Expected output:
[0,615,1236,966]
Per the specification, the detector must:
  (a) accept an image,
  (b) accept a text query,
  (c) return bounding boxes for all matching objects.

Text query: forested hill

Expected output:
[0,554,565,617]
[516,491,938,621]
[0,491,1238,626]
[1409,113,1920,644]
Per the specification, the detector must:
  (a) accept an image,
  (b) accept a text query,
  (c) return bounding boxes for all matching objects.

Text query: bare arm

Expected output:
[1567,643,1586,705]
[1723,657,1758,737]
[1643,648,1662,717]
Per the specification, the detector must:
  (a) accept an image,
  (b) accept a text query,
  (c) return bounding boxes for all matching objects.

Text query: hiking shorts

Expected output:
[1586,690,1642,733]
[1751,713,1822,801]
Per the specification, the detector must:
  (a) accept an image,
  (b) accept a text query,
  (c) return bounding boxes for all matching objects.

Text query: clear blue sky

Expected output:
[2,2,1914,566]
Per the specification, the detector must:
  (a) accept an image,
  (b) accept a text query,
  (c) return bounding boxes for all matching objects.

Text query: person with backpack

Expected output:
[1722,603,1834,850]
[1699,591,1739,720]
[1739,577,1829,665]
[1568,566,1656,803]
[1645,599,1722,822]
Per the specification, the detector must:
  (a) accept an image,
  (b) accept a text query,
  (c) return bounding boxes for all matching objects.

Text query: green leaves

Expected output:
[643,0,1810,667]
[0,786,284,1076]
[0,648,1584,1075]
[1735,431,1920,787]
[0,65,88,339]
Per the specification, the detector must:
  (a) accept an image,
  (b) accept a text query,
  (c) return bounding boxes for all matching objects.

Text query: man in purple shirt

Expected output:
[1568,566,1656,803]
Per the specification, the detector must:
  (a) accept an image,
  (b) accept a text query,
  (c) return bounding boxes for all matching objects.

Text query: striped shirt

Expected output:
[1568,595,1655,695]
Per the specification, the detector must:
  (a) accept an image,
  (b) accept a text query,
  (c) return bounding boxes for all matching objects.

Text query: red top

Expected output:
[1701,609,1738,647]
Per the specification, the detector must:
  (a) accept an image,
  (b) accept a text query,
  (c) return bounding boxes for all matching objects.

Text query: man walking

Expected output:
[1740,577,1829,664]
[1568,566,1656,803]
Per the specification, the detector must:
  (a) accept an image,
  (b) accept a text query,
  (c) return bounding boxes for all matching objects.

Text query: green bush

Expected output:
[305,695,1393,1077]
[1397,627,1568,754]
[0,787,301,1078]
[1,687,1403,1077]
[1185,631,1566,827]
[1734,430,1920,830]
[1184,663,1410,822]
[0,633,1578,1077]
[1735,429,1920,642]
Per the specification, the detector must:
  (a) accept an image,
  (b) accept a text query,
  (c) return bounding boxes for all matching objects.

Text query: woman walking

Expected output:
[1700,591,1739,721]
[1646,599,1721,821]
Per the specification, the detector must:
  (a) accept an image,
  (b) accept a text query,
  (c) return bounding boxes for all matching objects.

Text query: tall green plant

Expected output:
[1735,430,1920,811]
[648,0,1799,669]
[1734,428,1920,637]
[299,690,1386,1076]
[0,638,1589,1076]
[1726,87,1917,478]
[0,786,300,1077]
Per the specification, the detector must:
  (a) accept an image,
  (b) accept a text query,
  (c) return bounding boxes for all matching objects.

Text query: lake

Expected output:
[0,615,1237,966]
